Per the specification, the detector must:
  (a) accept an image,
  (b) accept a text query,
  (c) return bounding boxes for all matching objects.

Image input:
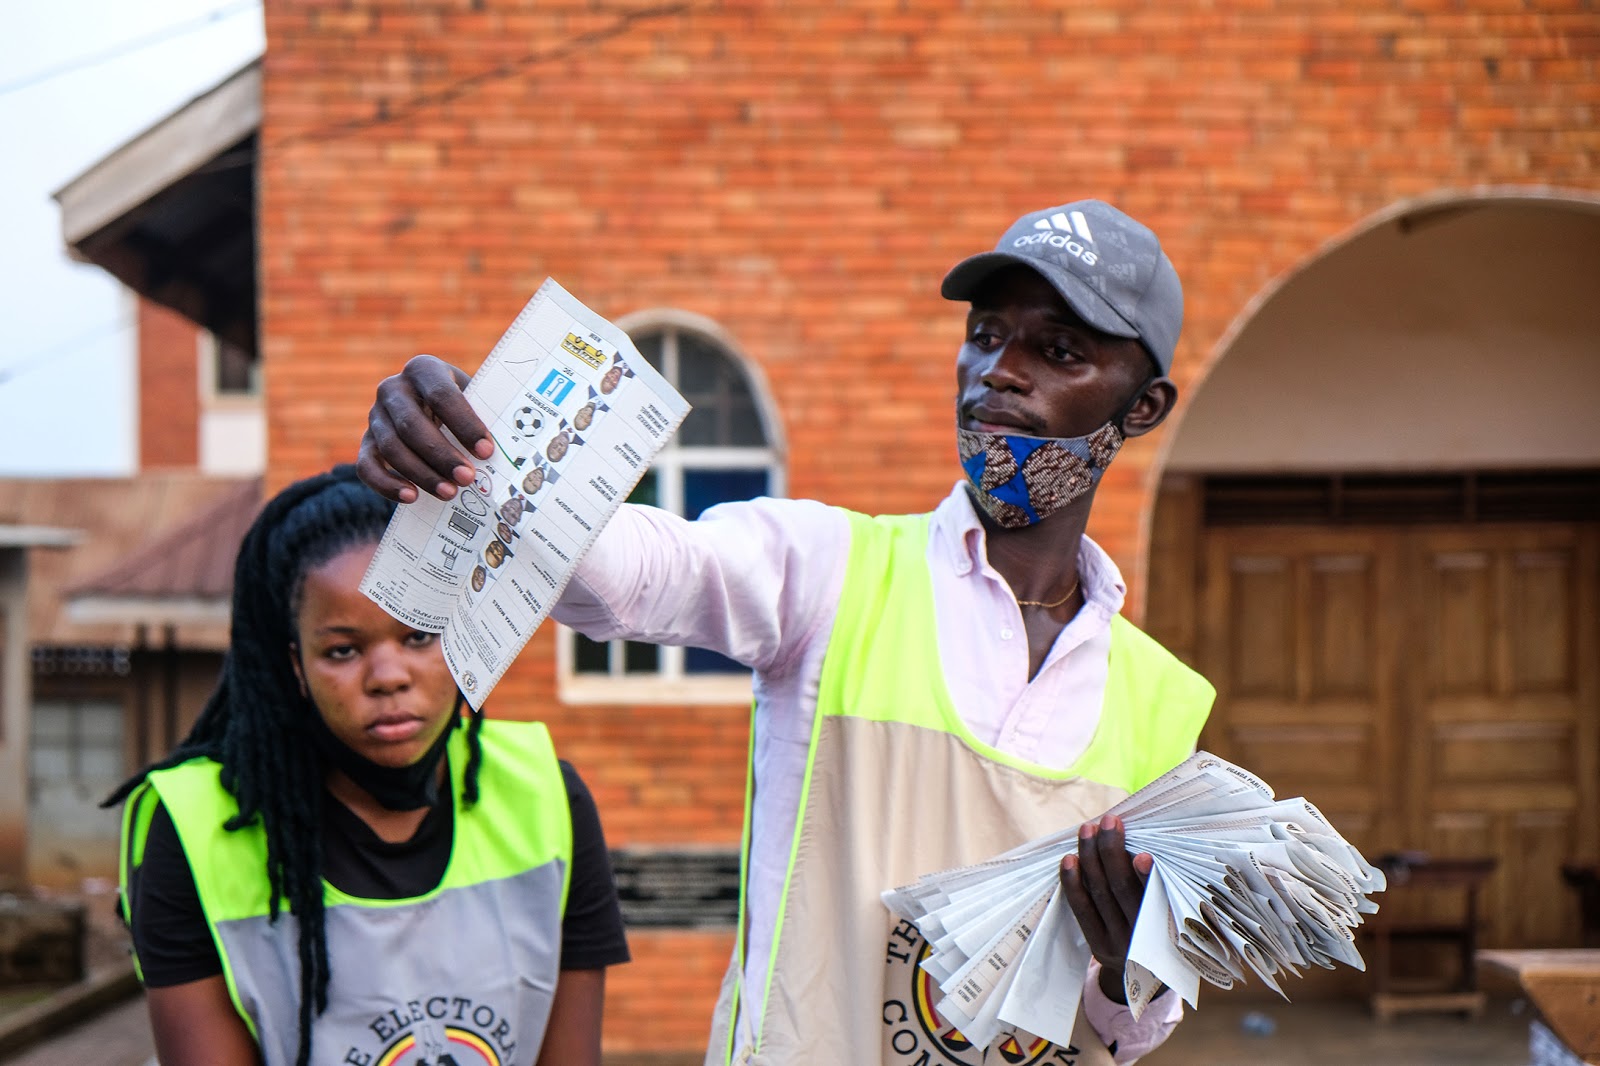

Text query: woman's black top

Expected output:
[129,759,630,987]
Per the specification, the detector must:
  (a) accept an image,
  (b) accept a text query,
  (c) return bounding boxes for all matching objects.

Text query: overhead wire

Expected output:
[0,315,136,387]
[4,3,696,382]
[274,2,693,148]
[58,1,695,180]
[0,0,262,98]
[137,1,695,179]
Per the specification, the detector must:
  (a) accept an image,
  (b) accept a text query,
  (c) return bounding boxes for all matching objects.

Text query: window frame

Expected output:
[198,330,261,402]
[28,694,127,798]
[556,309,786,706]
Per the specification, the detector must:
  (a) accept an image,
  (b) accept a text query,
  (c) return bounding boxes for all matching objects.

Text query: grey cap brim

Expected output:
[941,252,1141,341]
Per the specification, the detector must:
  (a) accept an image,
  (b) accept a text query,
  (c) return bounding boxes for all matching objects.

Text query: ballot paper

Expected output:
[881,751,1386,1052]
[360,279,689,706]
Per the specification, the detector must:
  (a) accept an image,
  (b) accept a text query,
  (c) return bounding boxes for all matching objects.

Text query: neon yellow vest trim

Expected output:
[817,511,1212,789]
[726,509,1214,1062]
[122,720,573,1046]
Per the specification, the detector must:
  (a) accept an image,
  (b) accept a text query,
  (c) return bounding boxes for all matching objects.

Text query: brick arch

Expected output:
[1123,185,1600,618]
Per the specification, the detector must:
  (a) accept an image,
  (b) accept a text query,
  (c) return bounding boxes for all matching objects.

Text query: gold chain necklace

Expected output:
[1016,578,1080,610]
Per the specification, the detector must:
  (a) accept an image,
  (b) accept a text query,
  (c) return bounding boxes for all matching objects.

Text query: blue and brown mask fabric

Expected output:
[957,423,1124,528]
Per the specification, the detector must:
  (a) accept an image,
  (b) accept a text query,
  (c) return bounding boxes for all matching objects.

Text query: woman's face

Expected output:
[293,542,458,768]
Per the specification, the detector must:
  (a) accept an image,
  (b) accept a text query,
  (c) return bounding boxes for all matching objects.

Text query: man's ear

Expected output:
[1121,377,1178,439]
[289,644,310,699]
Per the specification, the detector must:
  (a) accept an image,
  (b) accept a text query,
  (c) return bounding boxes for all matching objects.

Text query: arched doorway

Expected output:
[1145,191,1600,955]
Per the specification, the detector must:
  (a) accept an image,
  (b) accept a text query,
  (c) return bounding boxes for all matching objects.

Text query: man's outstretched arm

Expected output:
[357,353,847,676]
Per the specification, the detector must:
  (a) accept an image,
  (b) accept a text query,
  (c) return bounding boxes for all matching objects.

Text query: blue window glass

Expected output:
[684,469,769,521]
[684,469,769,673]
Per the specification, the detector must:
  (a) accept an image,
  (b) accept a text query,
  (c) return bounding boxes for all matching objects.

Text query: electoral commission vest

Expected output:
[708,511,1216,1066]
[120,721,572,1066]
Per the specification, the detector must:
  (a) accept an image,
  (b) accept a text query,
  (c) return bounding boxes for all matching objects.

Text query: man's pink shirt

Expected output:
[553,483,1186,1062]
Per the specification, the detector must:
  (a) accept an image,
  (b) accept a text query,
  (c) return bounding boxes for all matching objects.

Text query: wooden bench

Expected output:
[1478,950,1600,1065]
[1367,856,1496,1021]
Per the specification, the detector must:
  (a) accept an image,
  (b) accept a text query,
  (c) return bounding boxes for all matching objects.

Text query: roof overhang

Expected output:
[65,595,230,628]
[0,526,83,550]
[58,478,257,637]
[54,60,260,355]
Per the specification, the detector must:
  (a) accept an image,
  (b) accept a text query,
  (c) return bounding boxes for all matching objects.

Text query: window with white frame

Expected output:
[561,313,784,701]
[198,331,266,475]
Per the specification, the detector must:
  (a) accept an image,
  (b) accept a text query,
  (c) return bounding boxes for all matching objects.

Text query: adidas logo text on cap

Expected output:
[1012,210,1099,265]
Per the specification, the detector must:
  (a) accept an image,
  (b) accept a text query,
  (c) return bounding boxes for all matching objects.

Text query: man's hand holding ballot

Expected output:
[1061,814,1157,1005]
[884,751,1386,1053]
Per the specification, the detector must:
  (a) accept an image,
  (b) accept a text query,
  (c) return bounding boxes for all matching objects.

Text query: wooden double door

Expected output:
[1192,523,1599,947]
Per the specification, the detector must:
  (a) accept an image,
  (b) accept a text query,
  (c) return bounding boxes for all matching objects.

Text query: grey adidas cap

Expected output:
[941,199,1183,374]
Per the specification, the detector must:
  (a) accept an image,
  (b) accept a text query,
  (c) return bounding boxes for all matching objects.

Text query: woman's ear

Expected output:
[288,644,310,699]
[1121,376,1178,439]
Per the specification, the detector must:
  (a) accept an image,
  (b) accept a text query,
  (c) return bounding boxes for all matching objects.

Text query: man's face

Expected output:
[955,265,1152,439]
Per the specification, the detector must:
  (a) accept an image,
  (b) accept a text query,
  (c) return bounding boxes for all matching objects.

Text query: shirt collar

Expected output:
[930,481,1127,615]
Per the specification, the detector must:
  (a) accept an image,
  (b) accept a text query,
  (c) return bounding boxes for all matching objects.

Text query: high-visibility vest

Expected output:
[708,511,1215,1066]
[121,721,573,1066]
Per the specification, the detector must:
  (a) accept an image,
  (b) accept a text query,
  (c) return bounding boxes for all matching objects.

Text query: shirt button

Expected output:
[1000,627,1014,640]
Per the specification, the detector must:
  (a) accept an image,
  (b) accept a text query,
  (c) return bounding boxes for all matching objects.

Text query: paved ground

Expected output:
[0,993,1536,1065]
[1144,996,1530,1066]
[0,989,52,1023]
[0,996,153,1066]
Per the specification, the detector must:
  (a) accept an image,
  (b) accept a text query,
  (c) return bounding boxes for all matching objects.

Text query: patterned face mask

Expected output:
[957,422,1124,528]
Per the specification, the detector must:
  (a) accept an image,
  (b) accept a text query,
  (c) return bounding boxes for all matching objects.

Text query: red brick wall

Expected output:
[137,298,201,469]
[259,2,1598,1052]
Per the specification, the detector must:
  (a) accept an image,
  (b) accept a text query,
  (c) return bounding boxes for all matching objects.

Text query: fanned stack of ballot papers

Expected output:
[881,751,1387,1052]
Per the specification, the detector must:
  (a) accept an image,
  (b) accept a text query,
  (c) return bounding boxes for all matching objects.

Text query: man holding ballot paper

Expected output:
[358,200,1216,1065]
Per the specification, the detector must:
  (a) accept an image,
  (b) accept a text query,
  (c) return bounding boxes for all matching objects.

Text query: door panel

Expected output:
[1405,526,1594,946]
[1197,522,1599,948]
[1199,530,1398,864]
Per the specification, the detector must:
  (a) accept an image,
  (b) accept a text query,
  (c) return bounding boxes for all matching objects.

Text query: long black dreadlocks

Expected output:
[107,465,485,1066]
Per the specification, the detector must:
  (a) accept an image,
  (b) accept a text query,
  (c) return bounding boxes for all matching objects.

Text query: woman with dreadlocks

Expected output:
[111,467,629,1066]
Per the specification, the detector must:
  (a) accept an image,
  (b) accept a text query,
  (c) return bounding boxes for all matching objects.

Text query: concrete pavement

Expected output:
[0,994,1536,1066]
[1144,996,1530,1066]
[0,996,151,1066]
